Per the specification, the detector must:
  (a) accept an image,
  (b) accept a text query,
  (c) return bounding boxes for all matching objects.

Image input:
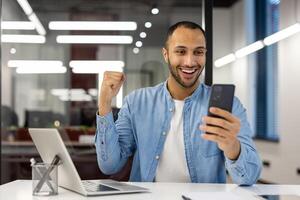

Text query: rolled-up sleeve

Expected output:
[225,97,262,186]
[95,97,136,175]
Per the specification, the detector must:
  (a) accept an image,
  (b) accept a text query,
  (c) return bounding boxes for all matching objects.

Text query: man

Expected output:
[95,21,261,185]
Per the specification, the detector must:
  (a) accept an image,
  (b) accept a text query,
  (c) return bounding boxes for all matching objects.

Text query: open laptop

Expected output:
[28,128,149,196]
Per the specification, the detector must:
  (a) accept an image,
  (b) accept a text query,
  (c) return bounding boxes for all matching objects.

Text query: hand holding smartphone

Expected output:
[206,84,235,134]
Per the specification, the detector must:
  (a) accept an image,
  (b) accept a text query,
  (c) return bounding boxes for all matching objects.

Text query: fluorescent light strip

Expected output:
[16,0,33,15]
[1,34,46,43]
[72,66,123,74]
[214,54,236,68]
[235,41,264,58]
[51,89,68,96]
[56,35,133,44]
[51,89,85,96]
[69,60,125,68]
[16,0,46,35]
[16,66,67,74]
[28,13,46,35]
[49,21,137,31]
[51,89,93,102]
[263,23,300,46]
[1,21,35,30]
[59,95,92,102]
[8,60,63,68]
[214,23,300,68]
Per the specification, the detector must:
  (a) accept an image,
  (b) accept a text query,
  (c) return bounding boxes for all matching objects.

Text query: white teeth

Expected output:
[181,69,196,74]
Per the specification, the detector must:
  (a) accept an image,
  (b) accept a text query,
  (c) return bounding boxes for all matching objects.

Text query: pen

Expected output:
[182,195,192,200]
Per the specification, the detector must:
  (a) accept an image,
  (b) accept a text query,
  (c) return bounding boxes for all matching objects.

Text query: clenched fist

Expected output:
[99,71,125,116]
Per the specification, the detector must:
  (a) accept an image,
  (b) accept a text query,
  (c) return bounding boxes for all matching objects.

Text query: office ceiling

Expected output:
[28,0,240,13]
[16,0,239,47]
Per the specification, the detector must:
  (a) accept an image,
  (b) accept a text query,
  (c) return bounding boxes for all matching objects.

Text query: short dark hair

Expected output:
[164,21,206,48]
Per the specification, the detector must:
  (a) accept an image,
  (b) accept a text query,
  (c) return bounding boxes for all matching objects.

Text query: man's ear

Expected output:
[162,47,169,64]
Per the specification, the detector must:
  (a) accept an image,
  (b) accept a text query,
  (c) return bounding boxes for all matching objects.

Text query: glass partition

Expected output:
[1,0,204,184]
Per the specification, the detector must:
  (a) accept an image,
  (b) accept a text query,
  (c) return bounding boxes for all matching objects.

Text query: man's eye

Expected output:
[195,51,204,55]
[176,50,185,54]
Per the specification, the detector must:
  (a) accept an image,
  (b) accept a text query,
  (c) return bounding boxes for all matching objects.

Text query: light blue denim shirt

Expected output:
[95,81,261,185]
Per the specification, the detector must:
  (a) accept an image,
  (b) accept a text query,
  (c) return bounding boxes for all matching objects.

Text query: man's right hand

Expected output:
[99,71,125,116]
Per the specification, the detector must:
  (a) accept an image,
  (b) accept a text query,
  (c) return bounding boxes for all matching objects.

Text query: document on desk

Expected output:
[181,192,258,200]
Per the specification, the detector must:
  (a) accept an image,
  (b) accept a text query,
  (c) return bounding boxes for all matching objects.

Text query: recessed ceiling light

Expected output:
[133,48,139,54]
[10,48,17,54]
[135,41,143,47]
[145,22,152,28]
[140,32,147,38]
[151,8,159,15]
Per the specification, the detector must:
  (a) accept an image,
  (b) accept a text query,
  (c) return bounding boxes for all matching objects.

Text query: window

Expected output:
[255,0,279,141]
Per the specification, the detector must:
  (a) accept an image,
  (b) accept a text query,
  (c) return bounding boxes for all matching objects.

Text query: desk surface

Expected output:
[1,180,300,200]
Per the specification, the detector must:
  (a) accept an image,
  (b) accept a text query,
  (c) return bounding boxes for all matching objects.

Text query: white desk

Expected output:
[1,180,300,200]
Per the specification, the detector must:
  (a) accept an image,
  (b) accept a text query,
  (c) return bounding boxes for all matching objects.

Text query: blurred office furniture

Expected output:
[24,110,53,128]
[80,106,96,127]
[24,110,67,128]
[1,127,131,184]
[70,107,82,126]
[1,104,130,184]
[1,106,19,128]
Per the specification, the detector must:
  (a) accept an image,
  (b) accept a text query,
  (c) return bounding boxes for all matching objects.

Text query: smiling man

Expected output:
[95,21,261,185]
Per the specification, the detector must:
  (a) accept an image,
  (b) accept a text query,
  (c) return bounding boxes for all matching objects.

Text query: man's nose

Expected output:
[183,54,197,67]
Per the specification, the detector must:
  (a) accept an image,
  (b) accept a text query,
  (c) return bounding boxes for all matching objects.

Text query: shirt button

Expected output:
[162,131,166,136]
[169,108,173,112]
[155,155,160,160]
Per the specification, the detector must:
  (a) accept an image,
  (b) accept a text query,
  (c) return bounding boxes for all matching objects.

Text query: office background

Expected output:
[1,0,300,185]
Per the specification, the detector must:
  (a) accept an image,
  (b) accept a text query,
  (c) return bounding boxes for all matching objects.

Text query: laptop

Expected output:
[28,128,149,196]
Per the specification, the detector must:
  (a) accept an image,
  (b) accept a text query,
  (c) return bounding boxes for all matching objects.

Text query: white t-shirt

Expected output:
[155,100,190,182]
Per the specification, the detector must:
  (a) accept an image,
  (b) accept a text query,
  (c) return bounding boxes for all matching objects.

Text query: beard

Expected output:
[167,57,204,88]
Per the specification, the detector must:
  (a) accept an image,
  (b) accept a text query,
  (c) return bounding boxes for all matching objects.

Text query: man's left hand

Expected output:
[199,107,241,160]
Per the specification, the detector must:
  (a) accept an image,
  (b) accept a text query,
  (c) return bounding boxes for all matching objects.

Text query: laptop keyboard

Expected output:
[82,181,119,192]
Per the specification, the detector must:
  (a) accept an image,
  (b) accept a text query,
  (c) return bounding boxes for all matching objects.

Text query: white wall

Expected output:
[255,0,300,184]
[213,0,300,184]
[213,0,255,129]
[213,0,251,107]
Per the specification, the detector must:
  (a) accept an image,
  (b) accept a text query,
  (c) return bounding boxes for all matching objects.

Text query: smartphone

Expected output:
[207,84,235,118]
[206,84,235,134]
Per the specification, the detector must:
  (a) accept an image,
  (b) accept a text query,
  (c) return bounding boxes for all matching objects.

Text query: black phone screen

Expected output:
[206,84,235,135]
[207,84,235,118]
